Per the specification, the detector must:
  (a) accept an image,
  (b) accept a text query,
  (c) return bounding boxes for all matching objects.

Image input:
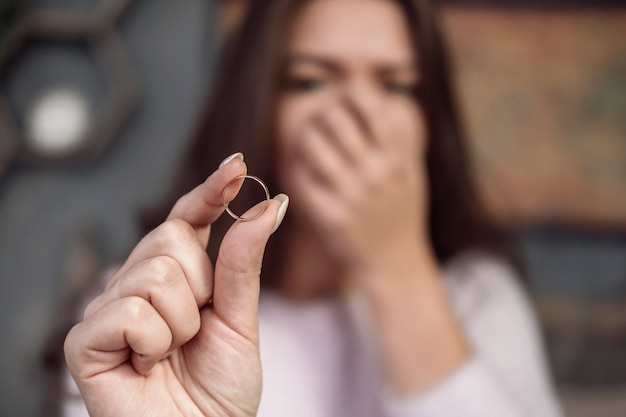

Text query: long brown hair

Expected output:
[147,0,521,279]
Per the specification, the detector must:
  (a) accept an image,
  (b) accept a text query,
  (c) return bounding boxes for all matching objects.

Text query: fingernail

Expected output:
[271,194,289,234]
[219,152,244,168]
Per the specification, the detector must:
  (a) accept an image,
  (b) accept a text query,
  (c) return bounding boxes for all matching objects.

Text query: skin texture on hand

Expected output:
[64,155,288,417]
[290,100,427,277]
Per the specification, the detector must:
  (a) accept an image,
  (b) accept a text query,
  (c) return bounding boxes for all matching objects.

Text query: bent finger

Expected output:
[65,296,172,380]
[107,219,215,307]
[84,256,201,350]
[167,153,247,246]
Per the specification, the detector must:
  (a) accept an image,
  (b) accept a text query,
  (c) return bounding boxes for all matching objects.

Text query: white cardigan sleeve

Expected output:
[380,252,564,417]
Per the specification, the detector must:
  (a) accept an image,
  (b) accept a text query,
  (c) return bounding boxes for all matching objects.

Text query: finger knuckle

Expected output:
[216,251,260,276]
[122,296,151,324]
[156,218,196,248]
[146,255,184,289]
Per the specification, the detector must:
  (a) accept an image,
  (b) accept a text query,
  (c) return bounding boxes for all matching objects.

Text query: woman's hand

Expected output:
[287,102,469,395]
[64,154,288,417]
[289,99,429,279]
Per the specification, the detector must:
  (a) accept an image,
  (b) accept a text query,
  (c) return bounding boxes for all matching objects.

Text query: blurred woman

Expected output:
[64,1,563,416]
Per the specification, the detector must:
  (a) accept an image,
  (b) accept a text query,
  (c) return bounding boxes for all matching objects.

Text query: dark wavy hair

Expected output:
[146,0,522,284]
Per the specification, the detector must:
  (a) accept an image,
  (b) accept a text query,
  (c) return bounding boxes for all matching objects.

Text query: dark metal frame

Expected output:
[0,0,139,175]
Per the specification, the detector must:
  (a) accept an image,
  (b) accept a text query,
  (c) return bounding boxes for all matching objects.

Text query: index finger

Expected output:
[167,152,247,245]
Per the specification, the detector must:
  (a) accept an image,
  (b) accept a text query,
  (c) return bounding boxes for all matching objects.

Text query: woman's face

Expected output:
[275,0,426,221]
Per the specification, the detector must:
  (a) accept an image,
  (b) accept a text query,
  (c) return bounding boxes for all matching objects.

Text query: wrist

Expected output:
[352,243,439,295]
[351,246,470,396]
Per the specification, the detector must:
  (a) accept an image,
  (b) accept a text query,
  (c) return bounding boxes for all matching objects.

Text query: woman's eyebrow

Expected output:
[285,54,341,72]
[378,62,420,76]
[286,54,419,75]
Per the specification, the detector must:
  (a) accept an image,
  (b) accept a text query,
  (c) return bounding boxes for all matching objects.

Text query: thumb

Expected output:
[212,194,289,334]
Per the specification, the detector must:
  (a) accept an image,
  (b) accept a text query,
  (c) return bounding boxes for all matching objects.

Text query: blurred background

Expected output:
[0,0,624,416]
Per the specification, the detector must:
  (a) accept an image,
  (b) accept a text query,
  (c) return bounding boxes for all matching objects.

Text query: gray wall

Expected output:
[0,1,215,415]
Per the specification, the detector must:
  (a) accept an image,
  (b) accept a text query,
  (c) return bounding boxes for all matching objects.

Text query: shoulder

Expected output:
[435,257,563,417]
[441,251,549,375]
[440,250,545,355]
[442,249,523,290]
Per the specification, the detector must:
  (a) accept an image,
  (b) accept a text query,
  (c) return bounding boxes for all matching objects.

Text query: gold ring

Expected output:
[222,175,270,221]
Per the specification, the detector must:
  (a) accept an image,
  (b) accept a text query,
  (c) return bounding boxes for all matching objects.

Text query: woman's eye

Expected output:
[285,77,327,93]
[384,82,420,97]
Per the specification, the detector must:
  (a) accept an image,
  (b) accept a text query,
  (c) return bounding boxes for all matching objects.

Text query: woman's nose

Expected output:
[338,78,384,123]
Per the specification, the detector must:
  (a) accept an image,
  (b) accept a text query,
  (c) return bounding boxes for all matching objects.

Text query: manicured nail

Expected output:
[271,194,289,234]
[219,152,244,168]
